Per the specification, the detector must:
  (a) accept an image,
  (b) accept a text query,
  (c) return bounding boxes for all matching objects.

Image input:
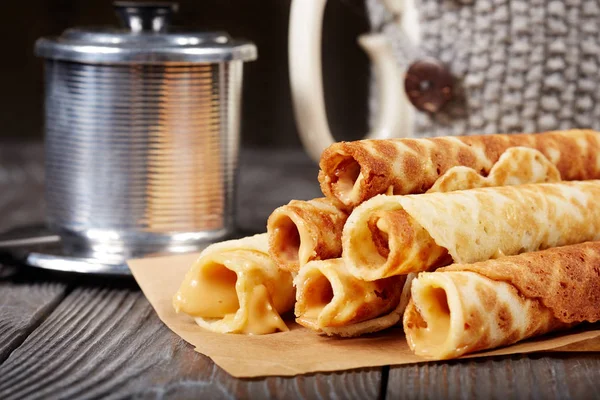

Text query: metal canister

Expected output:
[35,2,256,261]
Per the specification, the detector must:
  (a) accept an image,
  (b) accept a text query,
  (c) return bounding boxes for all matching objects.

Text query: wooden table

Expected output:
[1,143,599,399]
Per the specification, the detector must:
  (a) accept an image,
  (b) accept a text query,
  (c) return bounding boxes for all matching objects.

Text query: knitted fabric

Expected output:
[366,0,600,137]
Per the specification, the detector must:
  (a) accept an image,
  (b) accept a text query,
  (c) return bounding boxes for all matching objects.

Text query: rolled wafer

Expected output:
[173,234,295,334]
[343,180,600,281]
[294,258,409,337]
[403,241,600,359]
[267,198,348,272]
[269,147,559,273]
[319,129,600,210]
[427,147,560,193]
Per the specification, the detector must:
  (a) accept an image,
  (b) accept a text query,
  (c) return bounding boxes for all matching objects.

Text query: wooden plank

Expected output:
[136,364,383,400]
[0,142,67,365]
[386,354,600,399]
[0,287,382,400]
[0,281,67,363]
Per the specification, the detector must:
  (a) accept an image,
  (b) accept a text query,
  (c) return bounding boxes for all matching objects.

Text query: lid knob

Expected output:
[114,2,179,33]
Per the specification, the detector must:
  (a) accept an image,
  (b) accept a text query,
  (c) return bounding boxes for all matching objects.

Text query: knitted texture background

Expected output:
[366,0,600,137]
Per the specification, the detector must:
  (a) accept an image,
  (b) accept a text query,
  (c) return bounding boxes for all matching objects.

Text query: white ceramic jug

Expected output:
[289,0,415,162]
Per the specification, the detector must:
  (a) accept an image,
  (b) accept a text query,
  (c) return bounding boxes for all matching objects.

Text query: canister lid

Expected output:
[35,2,257,64]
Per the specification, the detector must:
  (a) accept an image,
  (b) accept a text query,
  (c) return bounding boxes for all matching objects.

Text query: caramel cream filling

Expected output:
[173,250,292,335]
[269,212,317,272]
[404,273,464,359]
[197,283,288,335]
[296,269,335,325]
[173,261,239,318]
[271,214,301,267]
[295,259,404,333]
[332,157,364,206]
[345,204,449,280]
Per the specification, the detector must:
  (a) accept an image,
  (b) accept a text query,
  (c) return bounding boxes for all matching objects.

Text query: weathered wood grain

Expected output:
[135,365,383,400]
[0,286,382,400]
[0,281,67,363]
[0,143,65,365]
[387,354,600,400]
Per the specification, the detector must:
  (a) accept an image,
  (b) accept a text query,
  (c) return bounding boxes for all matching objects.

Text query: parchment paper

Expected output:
[127,253,600,378]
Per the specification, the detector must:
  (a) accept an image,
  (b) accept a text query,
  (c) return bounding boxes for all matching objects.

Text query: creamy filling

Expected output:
[413,286,452,345]
[173,261,239,318]
[354,209,449,277]
[299,271,335,320]
[405,276,458,358]
[271,215,301,266]
[372,216,392,258]
[236,284,289,335]
[332,157,364,205]
[271,214,317,270]
[296,261,408,333]
[175,252,290,335]
[350,213,390,269]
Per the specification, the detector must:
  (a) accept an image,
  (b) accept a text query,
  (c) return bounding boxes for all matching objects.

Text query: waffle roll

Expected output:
[267,198,348,272]
[294,258,410,337]
[404,242,600,359]
[319,129,600,210]
[427,147,560,193]
[269,146,561,273]
[343,180,600,281]
[173,234,295,334]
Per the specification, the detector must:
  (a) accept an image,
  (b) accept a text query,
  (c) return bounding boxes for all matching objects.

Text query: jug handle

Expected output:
[358,33,412,141]
[288,0,408,163]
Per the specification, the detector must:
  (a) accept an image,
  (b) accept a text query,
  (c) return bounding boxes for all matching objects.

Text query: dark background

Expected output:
[1,0,370,148]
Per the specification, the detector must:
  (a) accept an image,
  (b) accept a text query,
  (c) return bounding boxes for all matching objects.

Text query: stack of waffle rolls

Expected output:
[267,145,563,274]
[174,129,600,357]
